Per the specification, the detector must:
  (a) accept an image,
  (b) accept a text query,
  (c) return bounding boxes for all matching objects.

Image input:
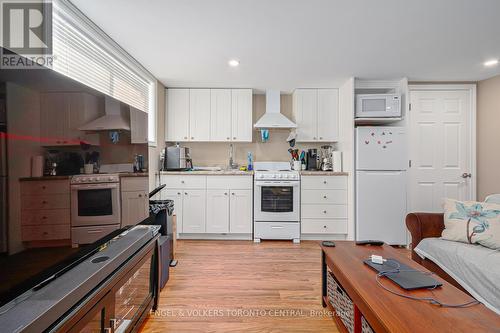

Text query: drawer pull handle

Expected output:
[224,192,228,195]
[42,216,47,219]
[177,192,181,195]
[42,200,47,204]
[323,181,327,184]
[138,194,142,197]
[184,192,188,195]
[181,180,185,184]
[323,210,327,214]
[271,226,284,229]
[42,186,46,189]
[231,192,235,195]
[227,137,230,140]
[323,225,327,228]
[323,195,327,199]
[43,231,48,235]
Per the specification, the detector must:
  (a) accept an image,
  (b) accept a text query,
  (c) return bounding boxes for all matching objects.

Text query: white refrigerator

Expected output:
[355,126,407,245]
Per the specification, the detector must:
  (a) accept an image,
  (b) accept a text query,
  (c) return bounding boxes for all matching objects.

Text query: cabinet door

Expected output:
[189,89,211,141]
[66,93,85,142]
[231,89,253,142]
[206,189,230,233]
[182,189,206,233]
[210,89,232,141]
[317,89,339,142]
[40,93,67,145]
[162,189,183,233]
[229,189,253,233]
[293,89,318,142]
[121,190,149,227]
[166,89,190,141]
[130,107,148,143]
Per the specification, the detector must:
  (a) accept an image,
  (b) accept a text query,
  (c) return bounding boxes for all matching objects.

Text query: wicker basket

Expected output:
[327,272,354,333]
[361,316,374,333]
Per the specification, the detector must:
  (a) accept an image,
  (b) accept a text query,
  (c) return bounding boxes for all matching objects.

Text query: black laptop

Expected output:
[363,259,443,290]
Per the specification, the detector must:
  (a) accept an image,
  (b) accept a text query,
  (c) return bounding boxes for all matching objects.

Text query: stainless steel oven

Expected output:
[254,180,300,222]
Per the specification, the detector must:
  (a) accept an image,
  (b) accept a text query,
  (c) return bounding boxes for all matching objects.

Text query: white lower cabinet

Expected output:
[301,175,348,239]
[229,189,253,233]
[121,177,149,227]
[161,174,252,238]
[206,189,230,233]
[182,189,207,233]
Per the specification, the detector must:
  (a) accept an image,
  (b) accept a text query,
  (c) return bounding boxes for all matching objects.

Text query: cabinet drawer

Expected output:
[206,176,252,189]
[162,175,206,189]
[301,204,347,219]
[301,176,347,190]
[254,222,300,240]
[301,219,347,234]
[121,177,148,192]
[22,225,70,241]
[21,209,70,225]
[301,189,347,205]
[21,194,70,210]
[71,225,120,245]
[21,180,70,195]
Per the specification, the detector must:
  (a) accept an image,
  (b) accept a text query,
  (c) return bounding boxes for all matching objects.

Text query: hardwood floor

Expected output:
[141,240,339,333]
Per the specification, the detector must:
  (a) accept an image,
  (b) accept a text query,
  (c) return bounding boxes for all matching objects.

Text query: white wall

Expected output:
[7,82,43,254]
[338,78,355,240]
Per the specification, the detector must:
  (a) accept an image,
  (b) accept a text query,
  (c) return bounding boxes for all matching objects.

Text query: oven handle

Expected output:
[71,183,119,190]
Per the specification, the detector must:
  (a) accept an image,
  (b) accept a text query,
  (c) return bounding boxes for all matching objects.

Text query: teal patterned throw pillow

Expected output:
[442,199,500,250]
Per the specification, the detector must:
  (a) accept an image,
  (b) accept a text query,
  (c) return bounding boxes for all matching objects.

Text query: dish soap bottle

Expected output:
[247,152,253,171]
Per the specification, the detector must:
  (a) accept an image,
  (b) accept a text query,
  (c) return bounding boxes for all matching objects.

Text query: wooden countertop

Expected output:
[19,175,72,181]
[321,241,500,333]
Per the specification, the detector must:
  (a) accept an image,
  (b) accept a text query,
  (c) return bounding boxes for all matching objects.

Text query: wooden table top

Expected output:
[321,241,500,333]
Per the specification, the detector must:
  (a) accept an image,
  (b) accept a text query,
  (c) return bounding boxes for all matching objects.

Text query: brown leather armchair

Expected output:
[405,212,468,293]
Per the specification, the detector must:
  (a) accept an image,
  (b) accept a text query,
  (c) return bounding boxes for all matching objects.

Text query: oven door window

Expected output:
[261,186,294,212]
[78,189,113,216]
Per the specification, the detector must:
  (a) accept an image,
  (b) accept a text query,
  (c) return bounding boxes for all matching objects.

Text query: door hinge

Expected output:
[409,103,412,111]
[409,160,412,168]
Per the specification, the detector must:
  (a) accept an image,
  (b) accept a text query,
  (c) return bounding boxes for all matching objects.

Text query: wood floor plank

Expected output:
[140,240,339,333]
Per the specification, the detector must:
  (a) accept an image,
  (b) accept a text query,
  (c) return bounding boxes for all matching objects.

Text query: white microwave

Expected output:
[355,94,401,118]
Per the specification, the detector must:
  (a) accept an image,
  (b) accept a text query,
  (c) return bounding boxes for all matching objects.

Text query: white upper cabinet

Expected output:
[130,107,148,144]
[189,89,211,141]
[231,89,253,142]
[293,89,317,141]
[41,92,100,146]
[292,88,339,142]
[166,88,190,142]
[317,89,339,142]
[166,88,252,142]
[210,89,232,141]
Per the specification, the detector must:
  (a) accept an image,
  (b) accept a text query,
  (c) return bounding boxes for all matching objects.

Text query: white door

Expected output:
[206,189,230,233]
[210,89,232,141]
[293,89,317,142]
[356,171,407,245]
[162,189,183,234]
[409,86,475,212]
[230,189,253,233]
[166,89,190,141]
[182,189,206,233]
[189,89,211,141]
[231,89,253,142]
[317,89,339,142]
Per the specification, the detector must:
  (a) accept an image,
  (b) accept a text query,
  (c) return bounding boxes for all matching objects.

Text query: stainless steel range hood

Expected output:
[254,90,297,129]
[79,96,130,131]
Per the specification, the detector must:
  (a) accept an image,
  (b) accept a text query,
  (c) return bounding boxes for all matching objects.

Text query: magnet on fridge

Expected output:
[365,140,369,144]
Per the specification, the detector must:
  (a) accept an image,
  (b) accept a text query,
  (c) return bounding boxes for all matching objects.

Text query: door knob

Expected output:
[461,173,472,179]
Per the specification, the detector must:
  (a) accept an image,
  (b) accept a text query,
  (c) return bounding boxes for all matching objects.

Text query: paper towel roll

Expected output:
[332,151,342,172]
[31,156,44,177]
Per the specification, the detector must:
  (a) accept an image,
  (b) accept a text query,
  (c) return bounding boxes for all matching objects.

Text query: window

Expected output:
[51,0,157,145]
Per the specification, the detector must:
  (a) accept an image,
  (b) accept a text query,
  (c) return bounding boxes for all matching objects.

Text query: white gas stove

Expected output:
[253,162,300,243]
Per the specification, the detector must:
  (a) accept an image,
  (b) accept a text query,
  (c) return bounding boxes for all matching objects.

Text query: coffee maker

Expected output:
[320,145,333,171]
[306,149,319,170]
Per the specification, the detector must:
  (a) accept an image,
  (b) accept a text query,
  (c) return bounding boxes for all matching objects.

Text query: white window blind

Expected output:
[51,0,157,144]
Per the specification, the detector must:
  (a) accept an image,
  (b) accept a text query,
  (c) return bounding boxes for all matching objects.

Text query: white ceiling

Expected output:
[71,0,500,92]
